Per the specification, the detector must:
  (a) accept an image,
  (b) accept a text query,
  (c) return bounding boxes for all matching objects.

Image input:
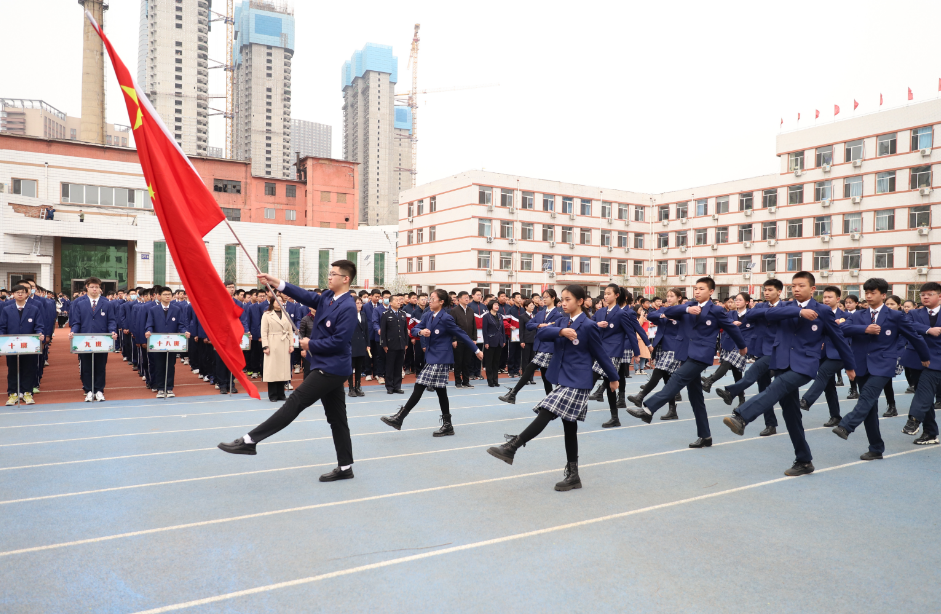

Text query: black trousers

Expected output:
[452,342,472,387]
[507,342,521,375]
[412,340,426,373]
[249,370,353,466]
[80,352,108,393]
[215,346,233,392]
[484,346,502,385]
[385,349,405,391]
[520,343,534,381]
[267,380,287,401]
[349,355,365,389]
[6,354,37,394]
[250,340,264,375]
[151,351,177,392]
[371,340,386,378]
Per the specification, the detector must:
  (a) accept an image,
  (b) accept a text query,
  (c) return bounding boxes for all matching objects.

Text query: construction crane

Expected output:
[405,24,420,183]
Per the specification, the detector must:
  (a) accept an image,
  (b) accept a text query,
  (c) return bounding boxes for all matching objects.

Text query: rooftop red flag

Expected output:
[880,93,883,105]
[854,99,859,110]
[798,112,801,121]
[834,104,840,116]
[938,78,940,92]
[780,118,783,126]
[908,87,914,101]
[84,12,259,399]
[815,109,820,119]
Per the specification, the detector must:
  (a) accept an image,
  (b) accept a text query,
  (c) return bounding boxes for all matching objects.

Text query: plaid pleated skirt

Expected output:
[533,385,591,422]
[592,356,621,377]
[532,351,553,368]
[720,349,747,371]
[415,363,451,389]
[653,347,681,374]
[622,348,633,362]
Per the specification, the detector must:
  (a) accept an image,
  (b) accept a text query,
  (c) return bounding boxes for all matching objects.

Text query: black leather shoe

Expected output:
[700,377,713,393]
[348,388,357,397]
[433,414,454,437]
[588,388,605,402]
[832,425,850,440]
[319,466,354,482]
[847,391,859,400]
[217,437,256,455]
[723,414,746,436]
[356,387,366,397]
[626,393,645,408]
[380,406,410,430]
[799,399,810,411]
[835,377,844,387]
[860,451,883,461]
[554,461,582,491]
[905,385,916,394]
[902,417,921,435]
[387,390,394,395]
[760,426,776,437]
[689,437,712,448]
[784,461,814,476]
[823,416,841,428]
[602,414,621,428]
[464,383,475,388]
[660,404,678,420]
[935,401,941,410]
[716,388,733,406]
[487,434,524,465]
[394,388,405,394]
[626,407,652,424]
[498,388,517,404]
[882,404,898,418]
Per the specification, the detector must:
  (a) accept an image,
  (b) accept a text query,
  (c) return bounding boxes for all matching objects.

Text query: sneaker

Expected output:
[902,417,921,435]
[847,391,859,400]
[378,377,385,385]
[22,393,35,405]
[5,394,17,406]
[122,357,128,362]
[156,391,166,398]
[95,391,105,402]
[84,391,93,402]
[203,375,211,382]
[286,382,294,390]
[914,433,939,445]
[32,387,40,394]
[142,375,147,381]
[784,461,814,476]
[365,375,373,381]
[215,384,220,389]
[192,369,199,375]
[167,391,175,398]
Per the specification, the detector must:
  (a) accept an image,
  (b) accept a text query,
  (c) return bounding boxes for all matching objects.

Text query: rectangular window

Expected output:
[257,246,270,284]
[842,249,861,270]
[12,179,37,197]
[786,253,802,272]
[406,231,413,246]
[99,187,114,206]
[500,189,513,208]
[739,193,753,211]
[601,259,611,276]
[634,205,645,222]
[909,205,930,228]
[601,230,611,247]
[676,201,688,219]
[813,251,830,270]
[374,252,386,287]
[560,197,574,215]
[716,196,730,214]
[909,246,930,267]
[874,247,893,269]
[285,210,296,221]
[153,241,167,286]
[695,229,708,245]
[633,233,645,249]
[264,182,276,196]
[520,253,534,271]
[633,261,644,276]
[815,181,832,201]
[658,204,670,221]
[499,252,513,270]
[910,165,932,189]
[416,200,424,215]
[542,255,554,271]
[762,189,777,209]
[416,228,424,243]
[542,225,554,242]
[761,222,776,240]
[616,260,627,276]
[543,194,555,212]
[844,139,864,162]
[788,184,804,205]
[521,223,534,240]
[843,212,862,233]
[429,226,437,241]
[479,186,492,205]
[601,201,612,219]
[875,209,895,231]
[478,218,492,237]
[911,126,933,151]
[286,185,296,198]
[477,251,491,269]
[500,220,513,239]
[787,219,803,238]
[407,259,414,273]
[264,208,276,219]
[521,192,534,209]
[320,191,331,202]
[675,260,687,276]
[561,227,574,243]
[761,254,776,272]
[694,258,707,275]
[430,196,437,212]
[657,232,669,248]
[221,207,241,222]
[657,260,668,276]
[877,133,897,156]
[788,151,804,171]
[675,231,688,246]
[114,188,128,207]
[579,257,591,274]
[580,228,591,245]
[715,257,728,274]
[85,185,99,204]
[876,171,896,194]
[224,245,238,284]
[696,199,708,216]
[843,176,863,198]
[815,146,833,167]
[580,199,592,216]
[561,256,573,273]
[617,231,628,248]
[737,256,752,273]
[289,248,301,285]
[429,255,435,271]
[738,224,753,242]
[715,226,729,243]
[814,216,831,236]
[407,202,414,218]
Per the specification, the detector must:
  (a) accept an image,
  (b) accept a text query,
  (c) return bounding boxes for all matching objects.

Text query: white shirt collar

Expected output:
[929,306,940,316]
[798,300,810,308]
[698,300,710,308]
[769,301,780,308]
[570,312,582,323]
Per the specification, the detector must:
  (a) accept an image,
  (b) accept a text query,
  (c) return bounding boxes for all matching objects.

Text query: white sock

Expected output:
[340,465,351,471]
[643,407,652,415]
[243,434,254,444]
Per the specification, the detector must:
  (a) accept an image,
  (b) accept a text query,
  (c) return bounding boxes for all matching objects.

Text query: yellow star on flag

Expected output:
[121,85,143,130]
[147,184,156,202]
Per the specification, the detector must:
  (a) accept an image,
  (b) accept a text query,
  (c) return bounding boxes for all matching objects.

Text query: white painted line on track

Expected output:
[112,446,931,613]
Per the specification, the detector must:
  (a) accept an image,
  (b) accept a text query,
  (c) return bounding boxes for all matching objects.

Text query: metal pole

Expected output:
[91,350,96,402]
[229,371,233,396]
[16,354,21,407]
[164,351,169,400]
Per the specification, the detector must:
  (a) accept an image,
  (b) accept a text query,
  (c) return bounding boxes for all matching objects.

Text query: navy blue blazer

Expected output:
[822,307,848,360]
[765,299,855,378]
[593,305,640,358]
[528,306,563,354]
[720,310,755,352]
[738,301,784,357]
[663,300,746,364]
[281,282,356,376]
[617,305,644,356]
[145,302,188,334]
[537,313,619,389]
[648,307,681,353]
[482,312,505,347]
[410,310,478,365]
[70,297,117,335]
[841,306,928,378]
[902,308,941,372]
[351,310,369,358]
[0,302,45,336]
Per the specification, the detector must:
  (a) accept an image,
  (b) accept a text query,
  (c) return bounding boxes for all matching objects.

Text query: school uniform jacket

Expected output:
[647,307,681,353]
[662,300,746,365]
[145,302,188,335]
[822,307,848,360]
[905,308,941,372]
[410,310,478,365]
[841,306,928,378]
[720,311,754,352]
[0,302,45,336]
[280,282,356,377]
[362,301,380,343]
[594,305,640,358]
[764,299,855,378]
[351,311,369,358]
[528,306,563,354]
[619,305,647,356]
[536,314,620,389]
[519,310,536,344]
[738,301,783,358]
[482,312,506,348]
[70,297,117,335]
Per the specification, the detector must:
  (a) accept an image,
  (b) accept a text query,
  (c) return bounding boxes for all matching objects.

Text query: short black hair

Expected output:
[497,291,507,298]
[331,259,357,282]
[85,276,102,287]
[487,299,498,311]
[408,292,417,298]
[457,291,469,299]
[920,282,941,293]
[471,287,483,296]
[862,277,889,294]
[763,279,783,291]
[11,284,28,293]
[792,271,816,286]
[822,285,841,297]
[696,277,715,291]
[381,290,392,296]
[371,289,381,296]
[845,294,859,303]
[358,290,369,297]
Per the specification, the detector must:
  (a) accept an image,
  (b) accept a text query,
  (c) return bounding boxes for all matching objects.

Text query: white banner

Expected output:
[0,335,43,355]
[70,334,115,354]
[240,332,251,351]
[148,334,188,352]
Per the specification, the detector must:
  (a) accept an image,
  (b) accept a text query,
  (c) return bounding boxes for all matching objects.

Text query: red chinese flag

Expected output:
[908,87,914,101]
[938,78,941,92]
[880,93,883,105]
[85,13,259,399]
[780,118,783,126]
[798,112,801,121]
[854,99,859,110]
[834,104,840,116]
[815,109,820,119]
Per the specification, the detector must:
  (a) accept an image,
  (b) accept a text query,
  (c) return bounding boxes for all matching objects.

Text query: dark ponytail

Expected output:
[562,284,588,313]
[433,288,451,308]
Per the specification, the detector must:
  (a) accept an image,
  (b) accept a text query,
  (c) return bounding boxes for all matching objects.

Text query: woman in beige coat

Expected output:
[261,300,294,401]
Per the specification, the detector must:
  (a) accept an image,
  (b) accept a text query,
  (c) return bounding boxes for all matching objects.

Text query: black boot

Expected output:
[738,393,746,407]
[487,434,525,465]
[660,402,678,420]
[498,386,517,404]
[380,405,410,430]
[356,387,365,397]
[433,413,454,437]
[348,386,357,397]
[701,375,714,393]
[617,375,627,408]
[882,404,898,418]
[627,377,656,408]
[588,380,604,402]
[675,392,682,402]
[554,461,582,491]
[602,410,621,428]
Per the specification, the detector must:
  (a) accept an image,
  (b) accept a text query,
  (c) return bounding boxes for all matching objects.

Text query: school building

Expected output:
[398,98,941,301]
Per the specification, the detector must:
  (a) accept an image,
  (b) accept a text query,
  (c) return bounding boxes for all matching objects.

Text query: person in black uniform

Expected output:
[450,291,477,389]
[380,294,409,394]
[482,299,506,387]
[348,295,368,397]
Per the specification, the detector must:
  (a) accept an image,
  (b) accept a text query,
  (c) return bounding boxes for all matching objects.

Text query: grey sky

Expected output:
[4,0,940,193]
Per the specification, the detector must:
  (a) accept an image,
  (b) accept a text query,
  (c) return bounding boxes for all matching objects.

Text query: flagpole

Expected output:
[222,220,299,334]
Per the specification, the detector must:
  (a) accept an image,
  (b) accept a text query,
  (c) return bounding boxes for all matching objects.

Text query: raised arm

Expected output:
[717,308,747,349]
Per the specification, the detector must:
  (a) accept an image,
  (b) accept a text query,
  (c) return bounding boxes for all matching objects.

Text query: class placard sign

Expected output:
[148,334,188,352]
[293,333,300,349]
[70,333,114,354]
[240,332,251,351]
[0,334,43,355]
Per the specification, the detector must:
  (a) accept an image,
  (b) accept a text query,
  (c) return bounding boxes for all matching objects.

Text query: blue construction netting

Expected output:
[341,43,398,89]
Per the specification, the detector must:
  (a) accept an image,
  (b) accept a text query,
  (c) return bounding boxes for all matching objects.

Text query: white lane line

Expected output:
[115,446,929,613]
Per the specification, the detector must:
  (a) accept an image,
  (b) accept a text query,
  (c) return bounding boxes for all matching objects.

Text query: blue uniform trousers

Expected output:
[802,358,844,419]
[646,358,710,439]
[839,373,889,455]
[736,369,812,462]
[724,355,777,426]
[909,369,941,438]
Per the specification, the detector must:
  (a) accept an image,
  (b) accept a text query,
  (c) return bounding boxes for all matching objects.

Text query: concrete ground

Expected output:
[0,372,937,613]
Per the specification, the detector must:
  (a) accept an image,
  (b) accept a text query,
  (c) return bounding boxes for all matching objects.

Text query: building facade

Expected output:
[1,98,132,147]
[398,99,941,302]
[232,0,294,179]
[137,0,210,156]
[291,119,331,164]
[341,43,413,226]
[0,136,388,293]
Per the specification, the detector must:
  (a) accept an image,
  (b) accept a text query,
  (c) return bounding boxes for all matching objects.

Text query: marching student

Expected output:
[498,289,561,403]
[832,278,929,460]
[380,289,484,436]
[69,277,118,402]
[626,277,747,448]
[843,294,861,400]
[0,284,45,405]
[486,285,620,492]
[144,286,190,398]
[902,282,941,445]
[482,299,506,387]
[878,295,904,417]
[627,288,685,420]
[592,284,642,428]
[798,286,849,427]
[721,271,856,476]
[348,295,368,397]
[701,292,753,404]
[380,294,409,394]
[218,260,360,482]
[361,289,381,382]
[247,289,267,379]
